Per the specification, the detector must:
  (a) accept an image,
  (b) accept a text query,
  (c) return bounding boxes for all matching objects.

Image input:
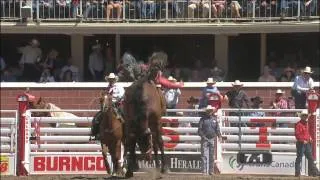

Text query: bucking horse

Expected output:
[123,52,168,178]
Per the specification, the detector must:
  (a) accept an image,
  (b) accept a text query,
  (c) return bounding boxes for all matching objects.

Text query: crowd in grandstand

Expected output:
[1,0,318,20]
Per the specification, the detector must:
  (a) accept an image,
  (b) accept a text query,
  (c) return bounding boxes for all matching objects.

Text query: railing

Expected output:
[1,0,319,22]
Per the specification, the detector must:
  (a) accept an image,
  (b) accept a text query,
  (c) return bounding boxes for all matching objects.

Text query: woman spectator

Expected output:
[280,67,296,82]
[258,65,277,82]
[212,0,226,18]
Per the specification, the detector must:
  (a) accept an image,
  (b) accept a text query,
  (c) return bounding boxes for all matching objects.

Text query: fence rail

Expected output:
[1,0,319,22]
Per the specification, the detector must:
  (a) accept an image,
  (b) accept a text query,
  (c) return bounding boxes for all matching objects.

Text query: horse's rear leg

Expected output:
[101,144,111,175]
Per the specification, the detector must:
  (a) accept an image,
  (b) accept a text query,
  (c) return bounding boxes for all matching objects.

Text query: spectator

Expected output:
[60,57,80,82]
[84,0,98,19]
[188,0,201,19]
[118,48,137,81]
[39,68,55,82]
[198,105,222,175]
[71,0,80,18]
[200,77,223,109]
[186,96,200,127]
[89,42,105,81]
[230,0,241,18]
[61,70,73,82]
[1,68,17,82]
[210,67,225,82]
[104,0,123,20]
[294,110,320,177]
[224,80,250,126]
[280,67,296,82]
[18,39,42,81]
[249,96,265,127]
[42,49,59,70]
[292,66,314,109]
[164,76,181,114]
[211,0,226,18]
[270,89,289,127]
[189,70,202,82]
[0,56,6,73]
[258,65,277,82]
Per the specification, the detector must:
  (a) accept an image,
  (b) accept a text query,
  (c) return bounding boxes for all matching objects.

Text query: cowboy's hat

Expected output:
[250,96,263,104]
[187,96,199,104]
[156,84,162,88]
[303,66,313,74]
[206,77,216,84]
[105,73,117,81]
[299,109,309,117]
[276,89,285,94]
[232,80,243,86]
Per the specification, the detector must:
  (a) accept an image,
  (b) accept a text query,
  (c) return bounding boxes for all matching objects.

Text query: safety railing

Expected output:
[1,0,319,22]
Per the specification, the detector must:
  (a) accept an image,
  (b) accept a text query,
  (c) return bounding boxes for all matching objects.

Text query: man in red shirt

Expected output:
[294,110,319,177]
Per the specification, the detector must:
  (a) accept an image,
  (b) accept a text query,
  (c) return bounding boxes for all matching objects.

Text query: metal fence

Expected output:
[1,0,319,22]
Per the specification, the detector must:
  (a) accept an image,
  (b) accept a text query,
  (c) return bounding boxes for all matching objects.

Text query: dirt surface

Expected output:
[1,173,320,180]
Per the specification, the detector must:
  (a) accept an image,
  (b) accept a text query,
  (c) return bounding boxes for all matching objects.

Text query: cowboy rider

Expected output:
[105,73,125,121]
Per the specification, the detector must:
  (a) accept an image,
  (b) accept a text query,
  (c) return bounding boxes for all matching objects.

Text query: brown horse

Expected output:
[99,91,126,177]
[123,52,168,178]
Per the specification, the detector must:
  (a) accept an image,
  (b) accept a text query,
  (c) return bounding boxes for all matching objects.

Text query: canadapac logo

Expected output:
[229,156,244,171]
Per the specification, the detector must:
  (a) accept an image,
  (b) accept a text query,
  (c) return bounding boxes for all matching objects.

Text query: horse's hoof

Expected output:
[125,171,133,178]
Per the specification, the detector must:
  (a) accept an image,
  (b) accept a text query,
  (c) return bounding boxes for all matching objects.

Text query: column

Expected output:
[260,33,267,73]
[214,35,229,74]
[115,34,121,67]
[71,34,84,81]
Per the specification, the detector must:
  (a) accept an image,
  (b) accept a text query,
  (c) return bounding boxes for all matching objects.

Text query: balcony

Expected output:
[1,0,319,23]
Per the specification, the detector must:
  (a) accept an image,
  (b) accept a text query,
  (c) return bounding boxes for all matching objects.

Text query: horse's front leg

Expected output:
[125,133,137,178]
[101,144,111,175]
[153,133,160,169]
[157,134,167,174]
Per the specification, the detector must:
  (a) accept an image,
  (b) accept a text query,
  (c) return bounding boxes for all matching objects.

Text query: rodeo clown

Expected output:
[104,73,125,121]
[198,105,222,175]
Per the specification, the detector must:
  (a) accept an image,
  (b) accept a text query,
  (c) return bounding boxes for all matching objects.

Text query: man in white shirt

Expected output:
[105,73,125,120]
[18,39,42,81]
[89,43,104,81]
[60,57,80,82]
[292,66,314,109]
[164,76,181,115]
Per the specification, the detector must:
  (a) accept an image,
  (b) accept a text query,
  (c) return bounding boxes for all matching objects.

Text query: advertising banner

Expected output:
[222,153,307,175]
[0,155,15,176]
[30,154,202,174]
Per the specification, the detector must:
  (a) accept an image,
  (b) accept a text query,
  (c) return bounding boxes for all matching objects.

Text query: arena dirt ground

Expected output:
[2,173,320,180]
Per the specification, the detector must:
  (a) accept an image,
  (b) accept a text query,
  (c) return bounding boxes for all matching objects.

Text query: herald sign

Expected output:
[30,155,112,174]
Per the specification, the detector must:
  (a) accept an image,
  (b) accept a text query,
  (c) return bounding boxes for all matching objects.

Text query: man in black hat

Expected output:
[249,96,265,127]
[186,96,200,127]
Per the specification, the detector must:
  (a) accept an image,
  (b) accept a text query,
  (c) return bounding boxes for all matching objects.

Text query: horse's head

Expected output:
[31,97,52,117]
[99,91,112,112]
[137,128,153,161]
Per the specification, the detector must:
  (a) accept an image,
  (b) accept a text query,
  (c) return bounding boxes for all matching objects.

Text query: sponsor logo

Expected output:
[228,156,244,171]
[33,156,107,172]
[0,156,9,174]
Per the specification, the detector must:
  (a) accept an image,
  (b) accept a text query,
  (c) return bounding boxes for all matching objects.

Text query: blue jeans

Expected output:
[140,0,156,18]
[201,138,214,175]
[295,142,319,176]
[84,3,97,18]
[281,0,317,15]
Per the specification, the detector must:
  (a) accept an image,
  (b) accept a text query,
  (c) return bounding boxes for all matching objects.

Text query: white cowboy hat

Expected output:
[299,109,309,117]
[156,84,162,88]
[276,89,285,94]
[303,66,313,74]
[232,80,243,86]
[105,73,117,80]
[206,78,216,84]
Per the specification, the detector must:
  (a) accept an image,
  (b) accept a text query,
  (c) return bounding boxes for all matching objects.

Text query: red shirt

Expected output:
[208,93,222,109]
[295,120,311,142]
